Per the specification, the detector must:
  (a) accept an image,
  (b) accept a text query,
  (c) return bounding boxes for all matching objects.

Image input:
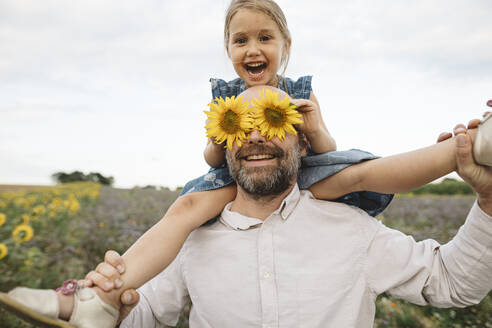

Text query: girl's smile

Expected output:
[227,9,288,88]
[243,62,268,82]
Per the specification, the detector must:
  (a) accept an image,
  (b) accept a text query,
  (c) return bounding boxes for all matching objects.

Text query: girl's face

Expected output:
[227,9,289,88]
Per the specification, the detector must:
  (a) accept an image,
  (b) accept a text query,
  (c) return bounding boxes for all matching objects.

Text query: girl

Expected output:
[1,1,490,327]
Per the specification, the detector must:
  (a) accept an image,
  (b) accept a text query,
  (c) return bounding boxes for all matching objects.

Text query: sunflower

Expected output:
[0,213,5,227]
[32,204,46,217]
[21,214,30,225]
[12,224,34,243]
[0,243,7,260]
[204,96,254,150]
[251,88,303,140]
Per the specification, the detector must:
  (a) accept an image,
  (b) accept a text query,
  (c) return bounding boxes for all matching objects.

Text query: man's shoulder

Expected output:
[186,217,230,243]
[299,189,371,217]
[297,190,382,239]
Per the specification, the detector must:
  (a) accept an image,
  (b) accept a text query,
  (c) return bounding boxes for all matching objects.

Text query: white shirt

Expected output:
[120,185,492,328]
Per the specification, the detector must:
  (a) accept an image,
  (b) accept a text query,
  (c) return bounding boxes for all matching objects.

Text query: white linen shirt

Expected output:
[120,185,492,328]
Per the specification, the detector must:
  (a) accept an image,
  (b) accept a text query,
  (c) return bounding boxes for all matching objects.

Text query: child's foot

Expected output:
[474,112,492,166]
[0,280,119,328]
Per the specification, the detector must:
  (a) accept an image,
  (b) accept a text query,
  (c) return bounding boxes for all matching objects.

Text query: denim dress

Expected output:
[181,76,393,217]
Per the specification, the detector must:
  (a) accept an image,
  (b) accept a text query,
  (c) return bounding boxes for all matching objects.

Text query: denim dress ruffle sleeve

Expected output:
[181,76,393,217]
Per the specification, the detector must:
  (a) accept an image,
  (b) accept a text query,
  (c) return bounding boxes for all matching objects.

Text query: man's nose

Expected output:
[247,129,266,144]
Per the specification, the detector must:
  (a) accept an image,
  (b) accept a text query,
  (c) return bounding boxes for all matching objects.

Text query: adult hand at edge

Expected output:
[435,99,490,144]
[81,250,125,291]
[117,289,140,325]
[436,116,483,143]
[455,132,492,216]
[79,250,140,324]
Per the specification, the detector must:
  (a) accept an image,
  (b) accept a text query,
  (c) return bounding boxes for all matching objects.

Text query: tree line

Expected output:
[52,171,114,186]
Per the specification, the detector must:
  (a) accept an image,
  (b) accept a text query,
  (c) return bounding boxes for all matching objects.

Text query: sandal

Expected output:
[474,112,492,166]
[0,289,73,328]
[0,280,118,328]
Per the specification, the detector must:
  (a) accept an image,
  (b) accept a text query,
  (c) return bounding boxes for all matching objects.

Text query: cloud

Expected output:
[1,0,491,187]
[0,0,230,92]
[287,0,492,78]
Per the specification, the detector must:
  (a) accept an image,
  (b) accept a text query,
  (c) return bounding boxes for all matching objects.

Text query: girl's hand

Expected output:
[204,137,226,168]
[209,136,226,147]
[80,250,139,324]
[290,94,336,153]
[204,117,226,167]
[79,250,125,291]
[290,98,324,136]
[436,108,490,143]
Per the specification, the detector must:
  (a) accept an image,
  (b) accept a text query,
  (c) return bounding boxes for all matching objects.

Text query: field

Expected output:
[0,183,491,328]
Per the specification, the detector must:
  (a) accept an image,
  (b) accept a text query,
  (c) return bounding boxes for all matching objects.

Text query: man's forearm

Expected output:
[439,201,492,306]
[478,195,492,217]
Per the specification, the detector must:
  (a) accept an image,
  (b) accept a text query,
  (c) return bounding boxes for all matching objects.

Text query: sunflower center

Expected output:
[14,230,27,242]
[220,109,240,134]
[265,107,286,127]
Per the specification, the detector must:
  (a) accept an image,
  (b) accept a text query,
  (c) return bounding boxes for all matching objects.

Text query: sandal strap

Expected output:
[56,279,78,295]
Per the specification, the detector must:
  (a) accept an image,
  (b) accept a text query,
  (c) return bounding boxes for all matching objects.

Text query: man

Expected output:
[90,86,492,327]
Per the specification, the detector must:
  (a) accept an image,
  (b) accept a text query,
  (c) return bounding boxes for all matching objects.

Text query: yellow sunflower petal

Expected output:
[204,95,253,150]
[285,124,298,136]
[12,224,34,243]
[251,88,303,140]
[0,243,7,260]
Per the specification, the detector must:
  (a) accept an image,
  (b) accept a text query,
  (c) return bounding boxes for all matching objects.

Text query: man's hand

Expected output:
[455,132,492,215]
[437,102,491,143]
[435,107,492,215]
[80,250,139,324]
[436,119,481,143]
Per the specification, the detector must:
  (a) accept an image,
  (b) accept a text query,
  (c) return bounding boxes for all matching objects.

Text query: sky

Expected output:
[1,0,491,189]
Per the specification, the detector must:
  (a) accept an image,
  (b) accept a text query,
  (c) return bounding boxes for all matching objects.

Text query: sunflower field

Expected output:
[0,183,99,290]
[0,182,179,327]
[1,183,492,327]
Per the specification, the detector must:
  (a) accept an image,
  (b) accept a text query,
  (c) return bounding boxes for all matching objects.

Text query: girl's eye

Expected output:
[235,37,247,44]
[260,35,271,42]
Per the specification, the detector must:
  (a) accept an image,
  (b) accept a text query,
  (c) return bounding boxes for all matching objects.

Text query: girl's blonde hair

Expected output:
[224,0,292,78]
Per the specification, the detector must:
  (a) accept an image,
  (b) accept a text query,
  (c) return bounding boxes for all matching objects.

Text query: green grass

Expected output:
[1,185,491,327]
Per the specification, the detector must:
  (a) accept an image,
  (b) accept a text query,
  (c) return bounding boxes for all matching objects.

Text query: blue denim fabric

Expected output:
[210,76,313,100]
[180,77,393,218]
[181,149,393,217]
[299,149,393,217]
[181,165,233,195]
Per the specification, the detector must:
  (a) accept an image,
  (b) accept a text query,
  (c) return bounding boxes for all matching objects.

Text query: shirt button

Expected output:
[263,272,270,279]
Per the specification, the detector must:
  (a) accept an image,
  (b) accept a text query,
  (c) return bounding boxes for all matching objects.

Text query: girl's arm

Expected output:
[118,185,236,289]
[309,128,477,200]
[204,138,226,168]
[293,92,337,153]
[85,185,237,311]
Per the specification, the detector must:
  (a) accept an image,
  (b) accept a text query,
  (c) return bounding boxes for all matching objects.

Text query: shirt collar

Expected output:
[220,184,301,231]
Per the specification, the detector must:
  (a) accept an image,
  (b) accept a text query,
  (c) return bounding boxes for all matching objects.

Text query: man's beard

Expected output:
[226,143,302,198]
